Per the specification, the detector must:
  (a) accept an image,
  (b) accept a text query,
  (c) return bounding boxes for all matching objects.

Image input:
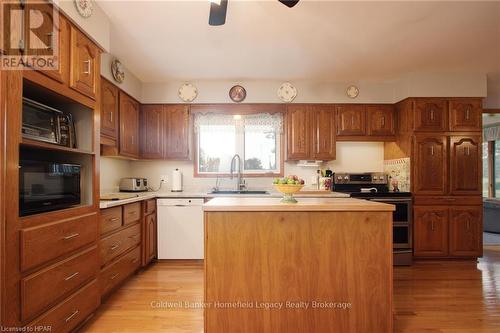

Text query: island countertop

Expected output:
[202,197,395,212]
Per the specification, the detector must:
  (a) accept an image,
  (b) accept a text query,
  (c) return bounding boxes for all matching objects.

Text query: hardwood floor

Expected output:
[81,247,500,333]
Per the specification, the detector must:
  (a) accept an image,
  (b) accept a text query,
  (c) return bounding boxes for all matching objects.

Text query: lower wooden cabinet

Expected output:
[414,204,482,258]
[145,213,157,265]
[100,246,141,296]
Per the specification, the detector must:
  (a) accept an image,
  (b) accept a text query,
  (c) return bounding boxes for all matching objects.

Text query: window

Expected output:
[496,140,500,197]
[483,119,500,198]
[483,142,489,197]
[195,113,282,176]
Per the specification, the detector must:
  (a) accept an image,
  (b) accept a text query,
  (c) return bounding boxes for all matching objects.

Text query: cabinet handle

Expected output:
[131,258,139,264]
[46,32,53,50]
[83,60,91,75]
[62,233,79,241]
[430,146,434,156]
[64,272,79,281]
[131,135,135,146]
[467,221,471,230]
[110,273,120,280]
[431,221,435,231]
[465,147,470,156]
[110,244,120,251]
[381,116,385,127]
[430,109,435,120]
[65,309,79,323]
[351,115,354,127]
[109,217,119,222]
[466,108,470,120]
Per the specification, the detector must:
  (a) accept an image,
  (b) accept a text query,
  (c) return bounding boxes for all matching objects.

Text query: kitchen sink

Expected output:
[209,190,269,195]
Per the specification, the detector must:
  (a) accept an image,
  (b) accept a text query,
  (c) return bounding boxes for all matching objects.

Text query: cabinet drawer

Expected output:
[27,279,99,333]
[21,246,98,322]
[21,213,98,271]
[123,202,141,225]
[413,196,483,206]
[100,224,141,266]
[100,246,141,296]
[100,206,123,235]
[145,199,156,215]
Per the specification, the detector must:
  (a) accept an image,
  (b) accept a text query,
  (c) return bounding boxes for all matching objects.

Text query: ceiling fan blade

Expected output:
[278,0,300,8]
[209,0,228,26]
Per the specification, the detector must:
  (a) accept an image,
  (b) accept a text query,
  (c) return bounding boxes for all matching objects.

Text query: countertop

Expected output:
[202,197,396,212]
[99,190,350,209]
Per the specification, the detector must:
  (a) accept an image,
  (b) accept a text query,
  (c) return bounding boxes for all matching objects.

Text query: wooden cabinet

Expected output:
[413,135,448,195]
[69,26,99,99]
[449,135,482,195]
[100,78,119,144]
[119,92,140,158]
[449,207,482,257]
[164,105,191,159]
[311,106,336,160]
[367,105,395,137]
[449,99,482,131]
[414,207,449,257]
[140,105,165,159]
[413,99,448,132]
[336,105,366,136]
[286,105,311,160]
[145,213,157,265]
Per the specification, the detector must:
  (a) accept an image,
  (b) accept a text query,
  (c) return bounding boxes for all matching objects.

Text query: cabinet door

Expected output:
[413,99,447,131]
[140,105,165,159]
[449,99,482,131]
[413,135,448,195]
[119,92,140,158]
[449,206,482,257]
[311,106,336,160]
[336,105,366,136]
[100,78,119,141]
[164,105,190,160]
[25,2,69,84]
[145,213,157,263]
[449,135,482,195]
[367,105,395,136]
[286,105,311,160]
[414,206,449,257]
[69,26,99,99]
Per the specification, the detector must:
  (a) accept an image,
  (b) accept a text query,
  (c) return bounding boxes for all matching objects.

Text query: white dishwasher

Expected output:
[157,198,205,259]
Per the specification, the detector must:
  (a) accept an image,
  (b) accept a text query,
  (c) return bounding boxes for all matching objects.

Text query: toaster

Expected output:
[119,178,148,192]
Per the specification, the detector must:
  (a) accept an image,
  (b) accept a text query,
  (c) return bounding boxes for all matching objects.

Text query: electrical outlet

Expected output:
[160,175,168,183]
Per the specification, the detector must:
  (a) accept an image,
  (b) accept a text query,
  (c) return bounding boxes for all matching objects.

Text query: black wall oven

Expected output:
[19,160,81,216]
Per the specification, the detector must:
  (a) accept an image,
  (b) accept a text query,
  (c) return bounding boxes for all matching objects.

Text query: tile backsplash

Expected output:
[384,158,411,192]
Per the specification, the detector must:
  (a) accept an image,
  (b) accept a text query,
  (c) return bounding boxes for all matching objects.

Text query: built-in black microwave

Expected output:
[19,160,81,216]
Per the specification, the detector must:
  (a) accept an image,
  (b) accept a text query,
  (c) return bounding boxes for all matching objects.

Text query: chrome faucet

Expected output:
[230,154,245,191]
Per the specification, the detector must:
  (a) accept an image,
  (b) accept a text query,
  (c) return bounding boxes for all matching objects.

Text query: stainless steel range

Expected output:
[332,172,413,266]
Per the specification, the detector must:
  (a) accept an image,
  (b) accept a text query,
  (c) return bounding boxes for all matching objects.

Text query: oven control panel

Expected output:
[333,172,387,185]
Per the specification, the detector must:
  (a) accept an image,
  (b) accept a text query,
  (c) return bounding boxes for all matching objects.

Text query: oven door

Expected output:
[371,198,412,249]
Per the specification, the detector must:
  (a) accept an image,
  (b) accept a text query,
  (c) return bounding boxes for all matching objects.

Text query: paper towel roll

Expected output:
[172,169,183,192]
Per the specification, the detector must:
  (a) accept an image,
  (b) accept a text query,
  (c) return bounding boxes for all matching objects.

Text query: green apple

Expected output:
[287,179,296,185]
[279,178,288,184]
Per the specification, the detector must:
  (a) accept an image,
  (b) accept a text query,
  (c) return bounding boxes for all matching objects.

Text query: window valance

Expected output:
[484,125,500,142]
[193,113,283,133]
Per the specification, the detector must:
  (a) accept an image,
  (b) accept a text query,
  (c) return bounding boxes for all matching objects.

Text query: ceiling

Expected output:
[97,0,500,83]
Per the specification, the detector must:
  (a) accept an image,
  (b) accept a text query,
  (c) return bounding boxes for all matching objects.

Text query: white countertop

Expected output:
[99,190,350,209]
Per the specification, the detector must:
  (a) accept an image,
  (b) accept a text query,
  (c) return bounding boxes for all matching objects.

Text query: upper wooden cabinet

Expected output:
[449,135,482,195]
[367,105,395,137]
[336,105,366,136]
[286,105,311,160]
[119,92,140,158]
[70,26,99,99]
[164,105,191,160]
[413,99,448,132]
[286,105,335,161]
[312,106,336,160]
[100,78,119,144]
[140,105,165,159]
[449,99,482,131]
[413,135,448,195]
[138,105,191,160]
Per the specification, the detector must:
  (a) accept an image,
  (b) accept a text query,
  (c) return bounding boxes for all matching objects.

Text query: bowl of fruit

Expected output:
[273,175,305,203]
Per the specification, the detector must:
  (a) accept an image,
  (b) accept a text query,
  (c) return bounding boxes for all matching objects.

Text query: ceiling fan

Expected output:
[209,0,300,26]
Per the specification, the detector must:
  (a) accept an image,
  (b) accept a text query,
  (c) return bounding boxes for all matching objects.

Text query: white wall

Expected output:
[483,75,500,108]
[101,53,142,101]
[126,142,384,193]
[100,157,132,193]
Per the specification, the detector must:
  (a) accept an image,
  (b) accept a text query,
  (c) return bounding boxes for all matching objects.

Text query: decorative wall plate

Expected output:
[229,85,246,103]
[346,85,360,99]
[277,82,297,103]
[178,83,198,102]
[74,0,93,18]
[110,58,125,84]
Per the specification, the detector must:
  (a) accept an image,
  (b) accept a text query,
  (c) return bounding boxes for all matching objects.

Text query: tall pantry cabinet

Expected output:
[394,98,483,258]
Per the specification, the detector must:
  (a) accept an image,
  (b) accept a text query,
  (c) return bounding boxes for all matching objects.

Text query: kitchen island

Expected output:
[203,197,395,333]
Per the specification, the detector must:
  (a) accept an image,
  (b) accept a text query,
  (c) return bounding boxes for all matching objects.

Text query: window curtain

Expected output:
[193,113,283,133]
[484,125,500,142]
